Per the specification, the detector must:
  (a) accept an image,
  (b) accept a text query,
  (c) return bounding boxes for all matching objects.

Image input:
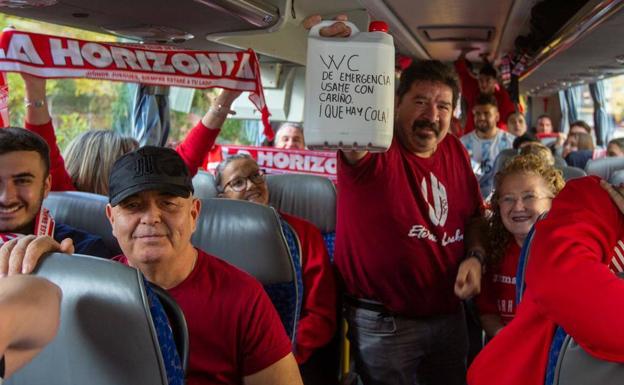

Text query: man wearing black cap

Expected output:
[0,146,303,385]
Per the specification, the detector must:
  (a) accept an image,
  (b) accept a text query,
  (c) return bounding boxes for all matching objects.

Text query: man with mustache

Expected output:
[0,127,112,258]
[461,94,516,198]
[304,15,487,385]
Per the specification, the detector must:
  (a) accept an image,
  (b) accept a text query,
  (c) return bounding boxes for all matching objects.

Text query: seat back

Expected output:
[610,169,624,185]
[6,253,172,385]
[191,198,300,340]
[266,174,337,259]
[585,157,624,180]
[43,191,121,255]
[560,166,587,181]
[192,170,219,199]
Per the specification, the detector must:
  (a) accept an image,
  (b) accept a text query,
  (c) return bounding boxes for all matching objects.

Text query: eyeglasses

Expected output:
[498,193,553,208]
[223,170,265,192]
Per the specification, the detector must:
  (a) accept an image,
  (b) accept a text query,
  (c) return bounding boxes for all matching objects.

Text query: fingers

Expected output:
[302,14,352,37]
[0,238,19,277]
[454,258,482,299]
[22,236,64,274]
[302,15,322,30]
[59,238,75,255]
[8,235,36,275]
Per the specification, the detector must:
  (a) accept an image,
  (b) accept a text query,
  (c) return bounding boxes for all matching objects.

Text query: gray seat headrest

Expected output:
[266,174,337,233]
[610,169,624,186]
[493,148,518,175]
[43,191,121,254]
[6,253,168,385]
[191,198,294,284]
[192,170,219,199]
[585,157,624,180]
[561,166,587,181]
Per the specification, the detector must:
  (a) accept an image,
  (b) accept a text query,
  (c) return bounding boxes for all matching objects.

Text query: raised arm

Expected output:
[0,275,61,379]
[176,89,241,177]
[21,74,75,191]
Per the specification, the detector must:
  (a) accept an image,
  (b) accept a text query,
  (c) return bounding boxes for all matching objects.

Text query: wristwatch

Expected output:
[24,98,46,108]
[466,249,486,266]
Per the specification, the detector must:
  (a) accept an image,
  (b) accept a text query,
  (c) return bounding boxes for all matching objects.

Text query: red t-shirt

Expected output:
[476,241,521,325]
[335,134,483,317]
[454,58,515,134]
[26,119,219,192]
[468,177,624,385]
[280,212,337,364]
[116,250,292,385]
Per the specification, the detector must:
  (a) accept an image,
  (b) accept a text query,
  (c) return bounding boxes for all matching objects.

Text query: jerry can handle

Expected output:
[308,20,360,38]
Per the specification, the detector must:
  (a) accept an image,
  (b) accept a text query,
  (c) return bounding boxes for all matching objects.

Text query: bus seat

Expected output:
[266,174,337,259]
[560,166,587,181]
[43,191,121,255]
[585,157,624,180]
[492,148,518,176]
[6,253,180,385]
[191,198,301,341]
[554,155,567,168]
[192,170,219,199]
[609,169,624,186]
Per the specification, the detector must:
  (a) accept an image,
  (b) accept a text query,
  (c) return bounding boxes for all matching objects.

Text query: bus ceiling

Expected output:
[1,0,622,94]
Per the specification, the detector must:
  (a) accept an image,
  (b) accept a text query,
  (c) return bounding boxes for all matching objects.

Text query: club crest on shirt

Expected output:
[420,172,448,227]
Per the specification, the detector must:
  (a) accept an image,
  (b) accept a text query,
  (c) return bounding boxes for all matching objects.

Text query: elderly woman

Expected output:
[477,154,565,338]
[214,154,337,367]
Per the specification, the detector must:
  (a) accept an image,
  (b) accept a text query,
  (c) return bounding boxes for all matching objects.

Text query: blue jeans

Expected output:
[345,304,468,385]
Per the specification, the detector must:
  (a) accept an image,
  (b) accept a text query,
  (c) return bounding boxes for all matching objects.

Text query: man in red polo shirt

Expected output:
[304,15,487,385]
[0,147,302,385]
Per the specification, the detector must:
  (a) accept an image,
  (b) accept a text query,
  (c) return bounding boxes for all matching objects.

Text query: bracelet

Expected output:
[466,249,486,266]
[208,104,235,116]
[24,98,46,108]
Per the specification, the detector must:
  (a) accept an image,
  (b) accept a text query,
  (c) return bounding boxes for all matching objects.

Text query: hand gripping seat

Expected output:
[266,174,337,260]
[192,170,219,199]
[191,198,302,342]
[6,253,184,385]
[585,157,624,181]
[43,191,121,255]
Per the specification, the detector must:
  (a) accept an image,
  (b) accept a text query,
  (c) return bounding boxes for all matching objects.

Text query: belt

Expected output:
[344,295,394,315]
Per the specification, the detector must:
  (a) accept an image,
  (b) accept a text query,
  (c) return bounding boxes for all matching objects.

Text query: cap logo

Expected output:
[134,156,155,176]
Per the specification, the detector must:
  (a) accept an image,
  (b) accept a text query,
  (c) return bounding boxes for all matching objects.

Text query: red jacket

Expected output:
[468,176,624,385]
[454,58,515,134]
[26,119,219,191]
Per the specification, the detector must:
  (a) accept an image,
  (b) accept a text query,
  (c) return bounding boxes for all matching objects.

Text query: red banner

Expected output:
[206,145,337,182]
[0,29,273,138]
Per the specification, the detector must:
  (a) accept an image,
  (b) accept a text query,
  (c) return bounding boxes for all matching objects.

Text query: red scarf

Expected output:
[0,207,55,244]
[0,29,273,139]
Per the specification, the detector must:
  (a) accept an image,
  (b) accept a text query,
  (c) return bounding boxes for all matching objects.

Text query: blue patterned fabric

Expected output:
[262,219,303,345]
[322,232,335,263]
[544,327,568,385]
[145,280,184,385]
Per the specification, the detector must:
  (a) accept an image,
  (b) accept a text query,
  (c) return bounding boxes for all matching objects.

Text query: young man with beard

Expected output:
[0,128,112,258]
[303,14,488,385]
[461,94,516,198]
[0,146,303,385]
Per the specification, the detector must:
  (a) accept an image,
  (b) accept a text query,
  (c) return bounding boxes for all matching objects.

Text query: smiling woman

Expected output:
[476,154,565,338]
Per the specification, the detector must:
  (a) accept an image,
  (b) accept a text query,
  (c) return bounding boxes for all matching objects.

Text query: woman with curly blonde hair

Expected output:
[476,154,565,338]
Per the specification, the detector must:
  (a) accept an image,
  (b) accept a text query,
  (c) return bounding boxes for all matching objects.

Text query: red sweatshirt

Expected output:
[454,58,515,134]
[26,119,219,191]
[280,211,337,364]
[468,176,624,385]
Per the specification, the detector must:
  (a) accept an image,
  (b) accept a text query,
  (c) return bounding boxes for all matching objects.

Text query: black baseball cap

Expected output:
[109,146,194,206]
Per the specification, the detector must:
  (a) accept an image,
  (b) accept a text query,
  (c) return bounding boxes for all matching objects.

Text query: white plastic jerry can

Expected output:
[304,20,395,152]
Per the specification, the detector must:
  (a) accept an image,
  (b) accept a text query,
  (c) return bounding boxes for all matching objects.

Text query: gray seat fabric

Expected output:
[610,169,624,186]
[560,166,587,181]
[585,157,624,180]
[192,170,219,199]
[6,253,168,385]
[266,174,337,233]
[43,191,121,254]
[191,198,294,284]
[554,335,624,385]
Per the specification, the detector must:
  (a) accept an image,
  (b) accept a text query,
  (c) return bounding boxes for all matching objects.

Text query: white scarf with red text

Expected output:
[0,207,55,245]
